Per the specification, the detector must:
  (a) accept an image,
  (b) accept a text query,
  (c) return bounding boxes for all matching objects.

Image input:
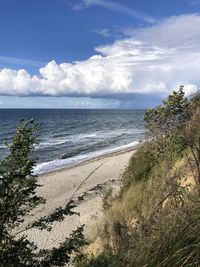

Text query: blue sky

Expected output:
[0,0,200,108]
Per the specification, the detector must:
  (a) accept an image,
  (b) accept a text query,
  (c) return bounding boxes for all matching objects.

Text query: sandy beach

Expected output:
[17,146,138,250]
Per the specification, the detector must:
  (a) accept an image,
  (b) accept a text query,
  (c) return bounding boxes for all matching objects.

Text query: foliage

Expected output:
[0,120,86,266]
[101,190,200,267]
[102,189,113,210]
[0,120,44,239]
[144,85,190,138]
[144,86,190,162]
[181,106,200,185]
[77,88,200,267]
[74,250,114,267]
[120,142,157,195]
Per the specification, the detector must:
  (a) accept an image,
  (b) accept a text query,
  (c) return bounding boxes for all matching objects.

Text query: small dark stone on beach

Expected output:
[78,195,84,201]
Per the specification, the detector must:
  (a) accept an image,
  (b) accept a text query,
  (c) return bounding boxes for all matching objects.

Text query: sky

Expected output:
[0,0,200,108]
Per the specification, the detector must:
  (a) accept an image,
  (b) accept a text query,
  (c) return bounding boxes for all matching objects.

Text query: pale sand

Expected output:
[18,147,137,250]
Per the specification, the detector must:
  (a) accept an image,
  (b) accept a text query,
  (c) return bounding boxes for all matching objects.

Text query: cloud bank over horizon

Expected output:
[0,14,200,99]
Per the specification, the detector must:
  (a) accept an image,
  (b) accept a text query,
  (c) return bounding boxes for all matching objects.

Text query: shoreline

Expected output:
[20,144,139,250]
[36,141,143,176]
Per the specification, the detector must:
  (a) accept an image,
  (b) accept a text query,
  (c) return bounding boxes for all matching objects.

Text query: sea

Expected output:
[0,109,146,174]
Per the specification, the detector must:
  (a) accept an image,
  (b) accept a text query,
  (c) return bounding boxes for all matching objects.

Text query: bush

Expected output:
[0,120,86,267]
[120,142,156,195]
[75,250,114,267]
[77,89,200,267]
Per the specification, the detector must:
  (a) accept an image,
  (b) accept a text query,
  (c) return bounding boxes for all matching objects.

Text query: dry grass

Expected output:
[75,144,200,267]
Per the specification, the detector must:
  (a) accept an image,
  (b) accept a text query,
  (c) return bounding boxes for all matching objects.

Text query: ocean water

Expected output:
[0,109,145,174]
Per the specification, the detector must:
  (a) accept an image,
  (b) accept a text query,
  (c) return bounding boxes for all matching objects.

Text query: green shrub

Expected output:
[120,142,156,195]
[0,120,86,267]
[75,250,114,267]
[77,90,200,267]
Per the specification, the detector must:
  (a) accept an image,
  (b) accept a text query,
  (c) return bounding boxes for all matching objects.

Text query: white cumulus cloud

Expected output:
[0,14,200,98]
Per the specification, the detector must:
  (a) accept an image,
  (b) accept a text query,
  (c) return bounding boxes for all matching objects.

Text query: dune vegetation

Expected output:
[1,86,200,267]
[75,86,200,267]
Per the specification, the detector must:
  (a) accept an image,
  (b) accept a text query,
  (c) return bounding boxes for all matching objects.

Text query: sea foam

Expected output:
[33,141,139,175]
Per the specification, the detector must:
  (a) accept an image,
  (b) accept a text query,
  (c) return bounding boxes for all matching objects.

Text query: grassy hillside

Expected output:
[74,87,200,267]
